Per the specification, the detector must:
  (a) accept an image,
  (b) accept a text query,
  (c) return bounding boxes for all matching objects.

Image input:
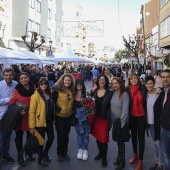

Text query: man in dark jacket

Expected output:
[160,69,170,170]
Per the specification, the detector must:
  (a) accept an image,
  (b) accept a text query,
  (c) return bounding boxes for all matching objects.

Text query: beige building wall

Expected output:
[159,0,170,48]
[144,0,159,36]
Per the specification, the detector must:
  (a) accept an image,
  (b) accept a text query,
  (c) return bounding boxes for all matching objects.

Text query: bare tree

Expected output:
[21,32,45,52]
[122,35,140,65]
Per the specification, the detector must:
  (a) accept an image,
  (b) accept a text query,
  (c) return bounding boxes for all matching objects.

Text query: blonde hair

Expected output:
[128,73,140,85]
[53,73,75,93]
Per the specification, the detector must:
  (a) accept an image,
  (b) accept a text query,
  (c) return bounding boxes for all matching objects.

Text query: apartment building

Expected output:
[159,0,170,49]
[0,0,63,56]
[62,4,87,56]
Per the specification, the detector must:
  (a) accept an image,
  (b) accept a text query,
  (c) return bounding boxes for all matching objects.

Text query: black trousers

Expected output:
[96,140,108,158]
[129,116,146,160]
[55,116,72,156]
[36,121,54,155]
[15,131,30,154]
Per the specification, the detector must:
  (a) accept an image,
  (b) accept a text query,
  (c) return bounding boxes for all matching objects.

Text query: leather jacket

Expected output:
[94,89,113,119]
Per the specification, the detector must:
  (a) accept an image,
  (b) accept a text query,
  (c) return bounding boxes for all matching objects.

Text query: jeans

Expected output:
[0,130,2,160]
[161,127,170,170]
[75,123,89,150]
[82,72,86,81]
[148,124,164,164]
[3,135,11,158]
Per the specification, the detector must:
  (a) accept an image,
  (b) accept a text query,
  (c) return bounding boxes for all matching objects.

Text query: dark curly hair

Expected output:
[96,74,109,90]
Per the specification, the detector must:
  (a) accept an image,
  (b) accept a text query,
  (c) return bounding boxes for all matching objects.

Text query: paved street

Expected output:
[1,81,155,170]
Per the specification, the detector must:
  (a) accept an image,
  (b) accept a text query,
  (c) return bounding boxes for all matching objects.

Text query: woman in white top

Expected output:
[154,70,163,88]
[144,76,163,170]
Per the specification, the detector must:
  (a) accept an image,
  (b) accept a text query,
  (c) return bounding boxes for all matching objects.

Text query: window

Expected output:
[35,22,40,34]
[160,0,168,9]
[47,28,51,39]
[48,9,52,19]
[28,19,34,32]
[36,0,41,12]
[29,0,35,8]
[160,16,170,39]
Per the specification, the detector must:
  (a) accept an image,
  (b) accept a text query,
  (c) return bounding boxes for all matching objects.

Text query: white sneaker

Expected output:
[77,149,83,159]
[82,150,88,160]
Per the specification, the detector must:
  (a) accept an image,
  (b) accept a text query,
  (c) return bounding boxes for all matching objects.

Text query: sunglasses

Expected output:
[40,82,48,86]
[76,83,83,86]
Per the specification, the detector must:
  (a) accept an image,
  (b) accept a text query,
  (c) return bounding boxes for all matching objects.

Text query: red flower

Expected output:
[81,98,96,117]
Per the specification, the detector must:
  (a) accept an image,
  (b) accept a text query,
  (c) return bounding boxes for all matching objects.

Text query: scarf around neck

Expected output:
[15,81,35,97]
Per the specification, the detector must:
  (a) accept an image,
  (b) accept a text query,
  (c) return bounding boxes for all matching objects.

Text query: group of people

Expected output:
[0,66,170,170]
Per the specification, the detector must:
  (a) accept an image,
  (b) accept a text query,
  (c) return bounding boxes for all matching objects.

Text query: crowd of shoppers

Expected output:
[0,64,170,170]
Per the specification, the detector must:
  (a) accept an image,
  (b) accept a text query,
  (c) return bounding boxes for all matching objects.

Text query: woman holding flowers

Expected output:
[73,79,91,161]
[91,74,113,167]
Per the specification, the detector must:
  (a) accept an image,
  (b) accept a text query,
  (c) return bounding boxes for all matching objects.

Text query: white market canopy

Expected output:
[55,50,86,62]
[22,51,58,65]
[0,47,40,68]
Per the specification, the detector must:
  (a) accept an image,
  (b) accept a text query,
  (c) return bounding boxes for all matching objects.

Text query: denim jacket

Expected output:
[75,107,90,136]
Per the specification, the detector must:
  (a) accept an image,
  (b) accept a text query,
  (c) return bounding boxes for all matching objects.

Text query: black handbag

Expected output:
[24,135,39,154]
[16,101,27,111]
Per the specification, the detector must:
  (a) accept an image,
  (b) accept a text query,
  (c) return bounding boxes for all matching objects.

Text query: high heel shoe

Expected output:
[18,154,26,167]
[25,153,35,161]
[135,160,143,170]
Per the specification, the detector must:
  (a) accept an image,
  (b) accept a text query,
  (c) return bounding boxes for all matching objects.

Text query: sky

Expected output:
[62,0,149,50]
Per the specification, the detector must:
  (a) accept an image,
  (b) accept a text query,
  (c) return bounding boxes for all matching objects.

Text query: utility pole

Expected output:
[141,5,146,72]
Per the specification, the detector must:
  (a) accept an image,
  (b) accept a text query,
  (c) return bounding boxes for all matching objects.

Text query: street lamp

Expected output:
[0,21,6,40]
[48,40,53,57]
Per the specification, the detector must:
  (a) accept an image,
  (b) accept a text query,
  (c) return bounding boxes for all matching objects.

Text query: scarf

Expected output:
[130,84,145,116]
[15,81,35,97]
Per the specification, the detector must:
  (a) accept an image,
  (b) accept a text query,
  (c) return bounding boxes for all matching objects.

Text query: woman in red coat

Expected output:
[9,72,36,167]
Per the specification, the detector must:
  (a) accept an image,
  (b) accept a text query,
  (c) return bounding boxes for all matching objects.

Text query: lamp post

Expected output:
[48,40,53,57]
[0,21,6,40]
[129,40,136,72]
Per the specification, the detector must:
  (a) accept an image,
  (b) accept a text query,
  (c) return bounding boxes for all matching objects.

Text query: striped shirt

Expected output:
[0,80,18,120]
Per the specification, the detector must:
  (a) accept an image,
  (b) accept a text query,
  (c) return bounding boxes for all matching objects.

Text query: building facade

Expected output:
[0,0,63,56]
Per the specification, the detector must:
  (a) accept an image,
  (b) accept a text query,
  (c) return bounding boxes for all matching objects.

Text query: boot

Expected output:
[129,153,138,164]
[38,155,48,166]
[115,159,125,170]
[135,160,143,170]
[18,153,26,167]
[94,153,102,160]
[113,156,120,165]
[95,140,102,160]
[42,151,51,162]
[102,156,107,167]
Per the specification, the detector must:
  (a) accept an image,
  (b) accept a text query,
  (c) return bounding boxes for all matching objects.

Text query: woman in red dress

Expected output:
[91,74,113,167]
[9,72,36,167]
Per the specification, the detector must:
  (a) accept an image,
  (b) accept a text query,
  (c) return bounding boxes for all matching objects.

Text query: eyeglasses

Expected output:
[40,82,48,86]
[99,78,105,82]
[161,76,170,79]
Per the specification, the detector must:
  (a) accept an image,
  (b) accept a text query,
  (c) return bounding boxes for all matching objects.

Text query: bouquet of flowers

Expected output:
[81,97,96,123]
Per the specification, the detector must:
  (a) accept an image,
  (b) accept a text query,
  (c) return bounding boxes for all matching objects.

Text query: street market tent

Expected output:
[55,50,86,62]
[0,47,40,68]
[22,51,58,65]
[113,61,120,65]
[90,58,105,64]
